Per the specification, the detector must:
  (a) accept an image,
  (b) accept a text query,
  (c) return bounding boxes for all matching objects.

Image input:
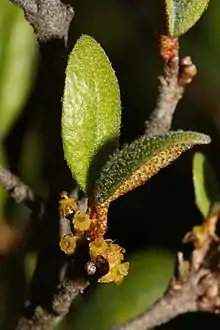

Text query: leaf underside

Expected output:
[93,131,211,205]
[165,0,210,36]
[193,152,220,218]
[62,35,121,193]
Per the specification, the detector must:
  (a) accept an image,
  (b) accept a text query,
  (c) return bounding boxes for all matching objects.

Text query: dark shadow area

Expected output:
[86,138,119,198]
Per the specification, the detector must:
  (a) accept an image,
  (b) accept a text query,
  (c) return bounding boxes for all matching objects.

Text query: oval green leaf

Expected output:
[93,131,211,204]
[193,152,220,218]
[0,0,37,139]
[62,35,121,193]
[165,0,210,36]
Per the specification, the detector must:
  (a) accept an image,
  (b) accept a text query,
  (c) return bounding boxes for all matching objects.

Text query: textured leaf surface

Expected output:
[193,152,220,218]
[93,131,211,204]
[165,0,210,36]
[62,35,121,193]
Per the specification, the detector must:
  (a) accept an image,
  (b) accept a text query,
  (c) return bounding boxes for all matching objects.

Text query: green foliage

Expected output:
[165,0,210,36]
[93,131,211,204]
[193,152,220,218]
[62,36,211,208]
[65,249,175,330]
[0,0,37,140]
[62,35,121,193]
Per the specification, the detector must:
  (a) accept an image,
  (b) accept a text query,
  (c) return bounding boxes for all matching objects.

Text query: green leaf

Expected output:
[93,131,211,204]
[165,0,210,36]
[62,35,121,193]
[193,152,220,218]
[0,0,38,139]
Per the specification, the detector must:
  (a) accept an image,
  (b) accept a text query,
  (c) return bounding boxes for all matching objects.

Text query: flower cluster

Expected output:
[89,237,129,285]
[58,192,129,285]
[59,191,92,255]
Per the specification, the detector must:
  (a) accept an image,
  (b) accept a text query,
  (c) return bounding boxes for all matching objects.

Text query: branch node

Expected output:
[11,0,75,42]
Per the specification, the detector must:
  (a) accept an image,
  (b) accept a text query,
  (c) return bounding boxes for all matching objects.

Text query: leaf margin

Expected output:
[93,131,211,205]
[192,151,220,218]
[62,34,121,193]
[165,0,210,36]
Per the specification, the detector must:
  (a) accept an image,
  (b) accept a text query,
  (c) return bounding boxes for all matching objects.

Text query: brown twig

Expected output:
[112,267,220,330]
[145,36,197,136]
[117,34,210,330]
[11,0,74,42]
[112,270,208,330]
[16,278,89,330]
[113,217,220,330]
[145,57,183,136]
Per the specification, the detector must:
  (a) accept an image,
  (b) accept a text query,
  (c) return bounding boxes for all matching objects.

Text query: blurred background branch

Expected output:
[1,0,81,329]
[0,165,43,212]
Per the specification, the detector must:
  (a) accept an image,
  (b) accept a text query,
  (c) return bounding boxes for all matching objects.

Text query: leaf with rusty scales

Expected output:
[89,131,211,238]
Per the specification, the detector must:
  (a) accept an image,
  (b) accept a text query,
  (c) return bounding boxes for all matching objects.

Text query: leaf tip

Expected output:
[165,0,210,36]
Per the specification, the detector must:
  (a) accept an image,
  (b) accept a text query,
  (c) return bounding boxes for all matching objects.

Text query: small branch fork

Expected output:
[112,270,208,330]
[145,35,197,137]
[112,35,214,330]
[11,0,74,42]
[112,261,219,330]
[0,165,43,213]
[113,213,220,330]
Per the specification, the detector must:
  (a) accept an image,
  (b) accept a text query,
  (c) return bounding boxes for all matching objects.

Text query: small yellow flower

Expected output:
[107,243,125,267]
[59,192,78,218]
[73,213,91,231]
[89,237,108,260]
[99,262,129,285]
[59,234,77,255]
